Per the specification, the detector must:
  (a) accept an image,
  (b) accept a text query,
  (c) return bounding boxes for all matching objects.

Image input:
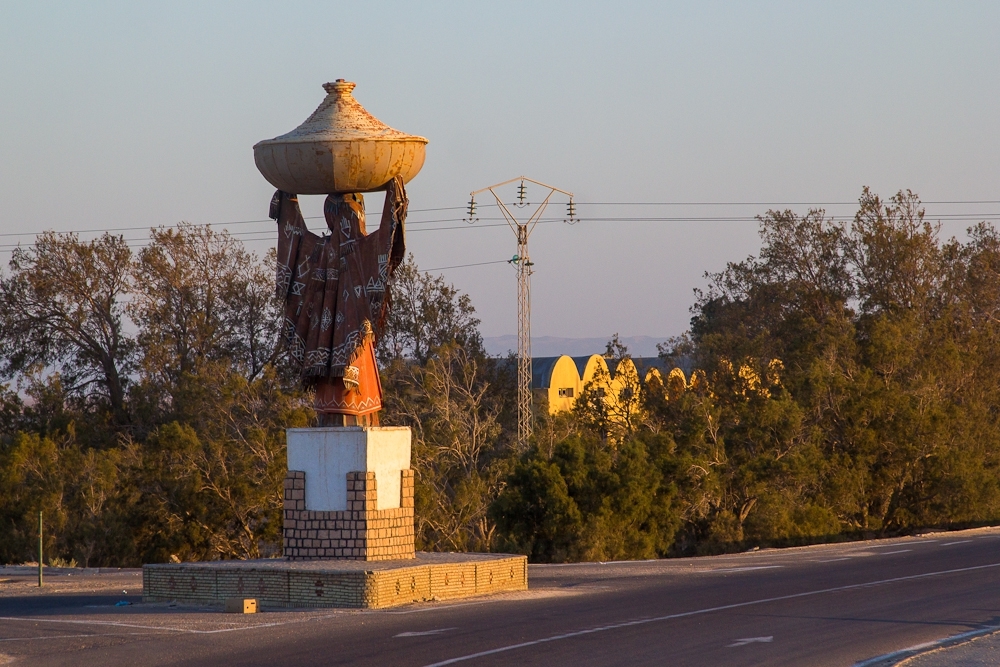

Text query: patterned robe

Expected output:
[270,176,406,417]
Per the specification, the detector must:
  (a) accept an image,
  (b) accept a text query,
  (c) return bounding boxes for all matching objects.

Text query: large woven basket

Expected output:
[254,80,427,195]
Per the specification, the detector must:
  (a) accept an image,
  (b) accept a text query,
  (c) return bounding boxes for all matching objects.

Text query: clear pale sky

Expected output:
[2,2,998,340]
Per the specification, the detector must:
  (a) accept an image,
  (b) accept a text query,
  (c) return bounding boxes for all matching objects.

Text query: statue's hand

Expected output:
[389,176,407,214]
[269,190,284,221]
[270,190,299,222]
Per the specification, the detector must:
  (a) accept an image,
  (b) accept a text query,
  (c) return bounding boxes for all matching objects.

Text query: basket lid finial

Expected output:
[323,79,356,97]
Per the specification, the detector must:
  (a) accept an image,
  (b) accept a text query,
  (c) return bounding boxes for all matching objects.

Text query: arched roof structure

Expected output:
[531,354,690,416]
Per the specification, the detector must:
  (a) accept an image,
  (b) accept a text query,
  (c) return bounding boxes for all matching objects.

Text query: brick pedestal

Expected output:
[144,552,528,609]
[283,469,415,561]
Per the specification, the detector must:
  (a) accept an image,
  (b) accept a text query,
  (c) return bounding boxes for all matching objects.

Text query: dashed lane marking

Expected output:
[813,549,910,562]
[699,566,784,574]
[396,628,457,637]
[420,560,1000,667]
[728,636,773,647]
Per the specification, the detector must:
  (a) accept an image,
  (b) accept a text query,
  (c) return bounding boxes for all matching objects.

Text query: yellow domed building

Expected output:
[531,354,674,416]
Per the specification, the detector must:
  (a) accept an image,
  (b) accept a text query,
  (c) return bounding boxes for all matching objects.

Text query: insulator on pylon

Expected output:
[466,196,477,222]
[565,198,577,223]
[517,181,527,206]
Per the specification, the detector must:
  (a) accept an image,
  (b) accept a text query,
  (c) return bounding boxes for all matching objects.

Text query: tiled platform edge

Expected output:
[142,554,528,609]
[283,470,415,561]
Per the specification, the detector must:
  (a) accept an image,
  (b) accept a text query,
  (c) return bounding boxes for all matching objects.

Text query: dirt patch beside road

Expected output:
[0,566,142,598]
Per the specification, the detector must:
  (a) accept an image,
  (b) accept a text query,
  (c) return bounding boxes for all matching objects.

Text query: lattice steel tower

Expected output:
[467,177,575,449]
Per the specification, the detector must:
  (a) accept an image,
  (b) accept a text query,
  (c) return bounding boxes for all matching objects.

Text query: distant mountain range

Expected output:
[482,335,670,358]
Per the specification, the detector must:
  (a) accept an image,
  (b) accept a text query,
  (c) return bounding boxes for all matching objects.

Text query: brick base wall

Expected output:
[283,469,415,561]
[143,554,528,609]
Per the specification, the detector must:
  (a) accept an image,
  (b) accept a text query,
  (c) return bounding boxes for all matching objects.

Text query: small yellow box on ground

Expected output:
[225,598,257,614]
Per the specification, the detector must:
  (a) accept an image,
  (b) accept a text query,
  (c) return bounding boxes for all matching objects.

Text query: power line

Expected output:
[0,214,473,239]
[5,209,1000,244]
[568,200,1000,206]
[4,202,1000,250]
[6,214,1000,249]
[422,259,510,271]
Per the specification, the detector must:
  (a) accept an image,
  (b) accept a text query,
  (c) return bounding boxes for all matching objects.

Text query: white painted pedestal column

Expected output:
[283,426,415,561]
[286,426,411,511]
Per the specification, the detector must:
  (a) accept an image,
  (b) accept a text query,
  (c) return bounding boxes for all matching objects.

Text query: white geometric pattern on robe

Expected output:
[378,253,389,282]
[304,348,329,368]
[326,320,373,370]
[276,264,292,296]
[284,318,305,363]
[314,391,381,412]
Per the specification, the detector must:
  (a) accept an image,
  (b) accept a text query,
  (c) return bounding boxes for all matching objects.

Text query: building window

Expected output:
[558,387,574,398]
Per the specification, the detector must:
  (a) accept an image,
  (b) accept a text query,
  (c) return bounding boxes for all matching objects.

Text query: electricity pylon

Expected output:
[466,177,575,449]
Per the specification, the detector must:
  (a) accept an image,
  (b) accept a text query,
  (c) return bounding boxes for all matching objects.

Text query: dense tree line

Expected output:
[0,221,509,566]
[3,189,1000,566]
[0,225,308,565]
[492,189,1000,560]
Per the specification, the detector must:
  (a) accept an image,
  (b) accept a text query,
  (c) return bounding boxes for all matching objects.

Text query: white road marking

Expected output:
[421,560,1000,667]
[0,633,152,642]
[386,588,581,615]
[396,628,457,638]
[0,615,330,635]
[532,559,664,567]
[702,566,784,573]
[866,542,924,549]
[941,540,973,546]
[840,549,911,556]
[0,618,189,633]
[388,601,501,615]
[728,636,773,647]
[814,558,851,563]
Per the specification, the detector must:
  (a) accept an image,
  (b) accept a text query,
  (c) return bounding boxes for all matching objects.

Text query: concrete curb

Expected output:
[853,625,1000,666]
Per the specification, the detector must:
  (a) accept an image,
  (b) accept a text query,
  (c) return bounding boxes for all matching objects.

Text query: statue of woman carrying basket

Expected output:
[255,80,427,425]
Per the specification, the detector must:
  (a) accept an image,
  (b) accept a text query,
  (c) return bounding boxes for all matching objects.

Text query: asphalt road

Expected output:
[5,527,1000,666]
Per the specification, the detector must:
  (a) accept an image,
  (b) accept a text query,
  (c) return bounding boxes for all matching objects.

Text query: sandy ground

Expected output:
[0,566,142,598]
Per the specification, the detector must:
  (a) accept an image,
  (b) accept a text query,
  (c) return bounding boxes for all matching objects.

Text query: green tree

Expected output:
[377,254,483,365]
[129,223,282,430]
[0,232,134,426]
